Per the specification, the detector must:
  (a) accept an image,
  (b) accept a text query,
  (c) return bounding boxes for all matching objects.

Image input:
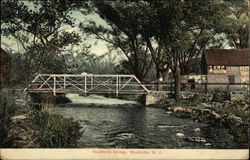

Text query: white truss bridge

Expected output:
[25,74,150,96]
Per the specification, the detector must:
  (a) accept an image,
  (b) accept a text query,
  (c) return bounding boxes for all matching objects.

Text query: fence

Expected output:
[142,82,249,93]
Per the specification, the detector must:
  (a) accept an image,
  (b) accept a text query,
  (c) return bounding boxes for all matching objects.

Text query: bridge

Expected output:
[25,74,151,96]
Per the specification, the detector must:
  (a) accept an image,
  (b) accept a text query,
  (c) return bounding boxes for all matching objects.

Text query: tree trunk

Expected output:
[156,69,164,91]
[174,65,181,100]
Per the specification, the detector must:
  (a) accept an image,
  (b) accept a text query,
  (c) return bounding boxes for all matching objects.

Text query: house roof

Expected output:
[204,49,250,66]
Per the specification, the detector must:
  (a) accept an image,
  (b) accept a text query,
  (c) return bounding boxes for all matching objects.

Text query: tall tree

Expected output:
[80,1,153,81]
[87,1,230,97]
[1,0,86,81]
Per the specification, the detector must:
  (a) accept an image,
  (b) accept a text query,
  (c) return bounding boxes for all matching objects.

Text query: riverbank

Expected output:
[149,94,249,147]
[0,90,82,148]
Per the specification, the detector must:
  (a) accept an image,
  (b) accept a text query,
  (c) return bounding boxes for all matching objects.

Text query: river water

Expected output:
[53,94,242,149]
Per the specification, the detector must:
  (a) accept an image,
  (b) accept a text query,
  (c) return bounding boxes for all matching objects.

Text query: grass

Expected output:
[0,89,82,148]
[30,111,83,148]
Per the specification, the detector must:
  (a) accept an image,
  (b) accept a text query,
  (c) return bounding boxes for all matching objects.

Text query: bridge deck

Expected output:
[27,88,148,94]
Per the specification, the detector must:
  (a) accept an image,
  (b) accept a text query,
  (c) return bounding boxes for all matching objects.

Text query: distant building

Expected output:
[0,48,11,83]
[201,49,250,90]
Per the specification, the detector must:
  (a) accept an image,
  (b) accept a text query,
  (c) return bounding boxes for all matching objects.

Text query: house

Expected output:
[0,48,11,83]
[201,49,250,90]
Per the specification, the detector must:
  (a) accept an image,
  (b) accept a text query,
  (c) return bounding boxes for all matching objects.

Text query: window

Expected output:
[228,75,235,84]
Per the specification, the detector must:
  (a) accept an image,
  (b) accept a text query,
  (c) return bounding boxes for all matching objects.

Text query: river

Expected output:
[53,94,242,149]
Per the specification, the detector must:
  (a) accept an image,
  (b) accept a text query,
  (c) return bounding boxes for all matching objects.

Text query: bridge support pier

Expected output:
[145,92,169,106]
[145,94,157,106]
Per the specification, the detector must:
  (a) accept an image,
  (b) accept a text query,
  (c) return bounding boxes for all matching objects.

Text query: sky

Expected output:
[1,1,235,57]
[0,8,112,56]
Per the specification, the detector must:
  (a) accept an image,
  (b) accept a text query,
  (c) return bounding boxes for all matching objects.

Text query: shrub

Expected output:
[30,111,82,148]
[0,91,16,147]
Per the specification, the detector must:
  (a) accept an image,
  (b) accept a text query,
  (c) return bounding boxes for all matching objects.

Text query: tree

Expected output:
[135,1,230,98]
[1,0,86,81]
[67,51,122,74]
[223,0,249,49]
[80,1,153,81]
[87,1,231,99]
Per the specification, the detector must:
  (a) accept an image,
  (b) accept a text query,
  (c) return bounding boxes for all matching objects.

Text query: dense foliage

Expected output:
[30,111,82,148]
[0,91,16,147]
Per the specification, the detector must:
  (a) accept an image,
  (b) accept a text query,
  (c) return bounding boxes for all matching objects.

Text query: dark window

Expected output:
[228,75,235,84]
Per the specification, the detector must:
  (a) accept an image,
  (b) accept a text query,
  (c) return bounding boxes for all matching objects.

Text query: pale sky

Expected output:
[1,9,112,56]
[1,3,233,56]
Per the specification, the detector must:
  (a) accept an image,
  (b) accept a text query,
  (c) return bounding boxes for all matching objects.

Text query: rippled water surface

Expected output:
[53,94,242,148]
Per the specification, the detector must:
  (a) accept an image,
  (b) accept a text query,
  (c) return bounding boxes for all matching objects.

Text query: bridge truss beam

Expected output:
[25,74,150,95]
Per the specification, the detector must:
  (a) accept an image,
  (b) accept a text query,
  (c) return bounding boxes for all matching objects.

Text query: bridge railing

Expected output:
[25,74,150,95]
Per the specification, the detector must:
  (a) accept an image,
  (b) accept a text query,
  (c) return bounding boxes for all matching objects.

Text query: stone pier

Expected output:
[145,92,169,106]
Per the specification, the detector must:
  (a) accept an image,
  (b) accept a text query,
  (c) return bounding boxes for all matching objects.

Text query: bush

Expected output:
[211,92,229,102]
[30,111,82,148]
[231,123,249,142]
[0,91,16,147]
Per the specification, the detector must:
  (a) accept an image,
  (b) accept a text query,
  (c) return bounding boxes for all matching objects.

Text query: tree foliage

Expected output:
[1,0,87,81]
[223,0,249,49]
[84,0,231,95]
[80,1,153,81]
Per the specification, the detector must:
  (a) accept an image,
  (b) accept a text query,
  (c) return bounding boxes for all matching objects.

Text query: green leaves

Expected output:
[1,0,86,80]
[30,111,82,148]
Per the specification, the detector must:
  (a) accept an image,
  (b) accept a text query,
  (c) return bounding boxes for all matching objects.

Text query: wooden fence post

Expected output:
[205,83,207,94]
[227,83,230,97]
[170,83,173,95]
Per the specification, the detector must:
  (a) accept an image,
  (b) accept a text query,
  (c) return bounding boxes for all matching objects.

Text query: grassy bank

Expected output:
[0,90,82,148]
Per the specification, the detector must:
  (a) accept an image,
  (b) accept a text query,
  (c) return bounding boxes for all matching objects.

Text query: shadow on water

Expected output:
[53,94,245,149]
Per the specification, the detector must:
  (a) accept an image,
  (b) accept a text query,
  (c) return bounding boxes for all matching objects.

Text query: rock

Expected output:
[165,111,173,114]
[185,136,206,143]
[228,115,243,124]
[186,108,193,113]
[244,110,249,115]
[224,100,230,104]
[194,128,201,132]
[222,114,228,118]
[11,115,27,121]
[202,109,211,115]
[242,105,249,111]
[173,107,185,113]
[176,133,185,137]
[201,103,212,108]
[211,111,221,120]
[205,143,212,146]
